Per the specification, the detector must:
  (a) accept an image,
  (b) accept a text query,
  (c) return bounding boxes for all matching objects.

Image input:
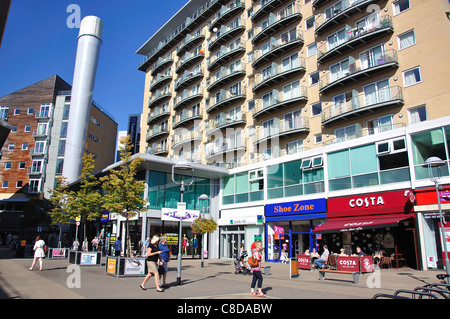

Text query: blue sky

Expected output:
[0,0,188,132]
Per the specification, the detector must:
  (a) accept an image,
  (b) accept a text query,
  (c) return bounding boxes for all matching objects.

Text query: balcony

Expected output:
[207,63,246,92]
[147,106,170,125]
[172,109,203,129]
[173,89,203,110]
[148,90,171,108]
[206,90,245,114]
[27,166,43,176]
[253,117,310,145]
[207,21,245,51]
[315,0,383,35]
[32,129,48,138]
[312,0,332,8]
[252,58,305,92]
[251,4,302,45]
[151,55,174,76]
[205,135,247,161]
[35,110,51,120]
[29,146,46,156]
[317,15,393,63]
[147,145,168,156]
[209,1,245,32]
[252,31,303,68]
[146,126,169,142]
[177,29,206,57]
[176,50,205,74]
[171,130,202,149]
[251,0,288,22]
[321,86,404,126]
[149,74,173,92]
[252,86,307,119]
[174,68,204,92]
[319,49,398,94]
[207,42,245,71]
[205,111,246,136]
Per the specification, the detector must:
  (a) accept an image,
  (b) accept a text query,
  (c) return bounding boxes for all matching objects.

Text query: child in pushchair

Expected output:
[234,250,251,274]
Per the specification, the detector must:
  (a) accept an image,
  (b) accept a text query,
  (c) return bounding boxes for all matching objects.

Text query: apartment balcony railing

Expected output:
[149,74,173,92]
[171,152,203,164]
[317,15,393,63]
[319,49,398,93]
[171,130,202,149]
[315,0,383,35]
[151,55,174,76]
[209,0,245,32]
[177,29,206,57]
[206,89,245,114]
[147,145,169,155]
[207,63,246,92]
[205,135,247,160]
[312,0,332,8]
[146,126,169,142]
[251,0,289,22]
[35,110,51,119]
[253,117,309,145]
[147,106,170,125]
[253,86,308,118]
[29,146,46,156]
[27,166,43,176]
[207,20,245,51]
[173,89,203,110]
[205,111,246,136]
[32,129,48,138]
[172,109,203,129]
[252,58,305,92]
[148,90,172,108]
[176,50,205,74]
[207,41,245,71]
[138,0,227,71]
[252,30,304,68]
[252,3,302,44]
[322,123,406,146]
[174,68,204,92]
[321,86,403,126]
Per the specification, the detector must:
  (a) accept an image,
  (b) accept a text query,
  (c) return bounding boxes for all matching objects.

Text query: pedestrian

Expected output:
[82,238,89,252]
[314,245,329,269]
[143,237,150,256]
[28,236,45,271]
[91,236,98,252]
[158,235,171,287]
[249,240,265,297]
[72,239,80,251]
[114,237,122,257]
[140,235,164,292]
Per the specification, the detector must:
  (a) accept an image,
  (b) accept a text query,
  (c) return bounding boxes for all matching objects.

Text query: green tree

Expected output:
[49,176,71,247]
[100,135,147,257]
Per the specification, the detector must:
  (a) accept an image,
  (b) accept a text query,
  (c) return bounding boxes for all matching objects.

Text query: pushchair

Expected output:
[234,250,251,274]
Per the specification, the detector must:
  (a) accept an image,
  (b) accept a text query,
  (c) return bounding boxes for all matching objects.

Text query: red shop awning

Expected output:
[313,214,413,234]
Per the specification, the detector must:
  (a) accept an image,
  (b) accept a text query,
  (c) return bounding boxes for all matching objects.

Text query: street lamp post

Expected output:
[423,156,450,282]
[172,162,194,285]
[197,194,210,268]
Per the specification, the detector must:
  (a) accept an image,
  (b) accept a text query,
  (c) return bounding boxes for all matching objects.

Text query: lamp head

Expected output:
[423,157,445,168]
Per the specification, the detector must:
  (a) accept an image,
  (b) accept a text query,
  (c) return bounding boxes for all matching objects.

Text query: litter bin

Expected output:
[264,266,271,276]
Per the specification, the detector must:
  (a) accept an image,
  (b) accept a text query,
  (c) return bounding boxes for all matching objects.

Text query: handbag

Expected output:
[247,255,258,267]
[158,264,165,275]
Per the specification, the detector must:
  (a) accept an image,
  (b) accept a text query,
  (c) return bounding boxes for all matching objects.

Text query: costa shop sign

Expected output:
[328,190,413,218]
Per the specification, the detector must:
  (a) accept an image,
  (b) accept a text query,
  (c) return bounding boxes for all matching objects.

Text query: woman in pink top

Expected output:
[250,240,265,297]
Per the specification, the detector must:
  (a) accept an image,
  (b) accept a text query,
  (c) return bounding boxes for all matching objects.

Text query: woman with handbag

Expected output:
[140,235,164,292]
[248,240,265,297]
[28,236,45,271]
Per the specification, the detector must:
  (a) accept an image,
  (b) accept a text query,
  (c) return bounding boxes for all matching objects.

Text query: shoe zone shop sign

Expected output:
[265,198,327,220]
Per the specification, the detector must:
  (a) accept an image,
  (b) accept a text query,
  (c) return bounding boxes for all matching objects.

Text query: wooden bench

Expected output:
[318,269,360,284]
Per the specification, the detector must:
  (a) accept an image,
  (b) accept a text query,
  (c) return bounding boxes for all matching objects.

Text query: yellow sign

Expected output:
[107,258,116,275]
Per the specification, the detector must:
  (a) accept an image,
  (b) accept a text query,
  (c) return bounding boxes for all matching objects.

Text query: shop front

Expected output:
[415,186,450,270]
[313,190,417,269]
[218,206,264,259]
[265,198,327,262]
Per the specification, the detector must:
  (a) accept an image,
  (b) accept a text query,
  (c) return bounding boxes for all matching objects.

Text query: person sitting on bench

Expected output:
[314,245,329,269]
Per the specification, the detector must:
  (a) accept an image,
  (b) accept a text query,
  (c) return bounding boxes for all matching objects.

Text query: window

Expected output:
[11,126,17,133]
[38,103,51,117]
[27,108,34,115]
[0,106,8,120]
[34,141,46,153]
[286,140,303,155]
[403,67,422,87]
[24,125,31,132]
[2,181,8,188]
[376,137,406,155]
[409,105,427,124]
[360,44,384,70]
[311,102,322,117]
[300,158,311,169]
[247,99,255,111]
[393,0,410,15]
[307,42,317,57]
[5,162,11,169]
[284,110,301,131]
[22,143,29,150]
[281,53,299,71]
[14,108,20,115]
[363,79,391,106]
[249,169,263,181]
[31,159,43,173]
[29,179,40,193]
[7,143,14,151]
[327,28,346,51]
[398,29,415,50]
[367,114,394,135]
[282,80,300,100]
[305,16,315,30]
[16,181,23,188]
[309,71,320,86]
[19,162,26,169]
[330,58,349,82]
[36,122,48,135]
[335,124,358,141]
[314,134,323,144]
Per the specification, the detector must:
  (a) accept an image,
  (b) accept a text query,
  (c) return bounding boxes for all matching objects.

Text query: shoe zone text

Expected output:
[177,303,272,316]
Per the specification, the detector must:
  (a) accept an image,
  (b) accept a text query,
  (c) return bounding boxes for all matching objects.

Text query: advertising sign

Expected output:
[161,207,200,222]
[124,258,146,275]
[51,249,66,259]
[297,254,311,270]
[80,253,97,265]
[265,198,326,218]
[360,256,374,273]
[107,258,116,275]
[337,256,359,272]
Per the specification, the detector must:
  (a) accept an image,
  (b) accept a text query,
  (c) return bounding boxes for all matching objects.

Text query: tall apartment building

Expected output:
[0,75,118,235]
[136,0,450,269]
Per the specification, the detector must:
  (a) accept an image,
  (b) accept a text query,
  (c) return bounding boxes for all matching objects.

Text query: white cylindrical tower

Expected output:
[63,16,103,182]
